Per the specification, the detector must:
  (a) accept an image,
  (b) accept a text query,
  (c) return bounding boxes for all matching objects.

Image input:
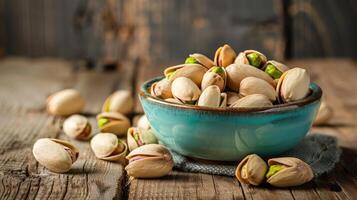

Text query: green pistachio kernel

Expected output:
[211,66,225,76]
[265,64,283,79]
[266,164,286,179]
[166,71,176,80]
[97,118,109,128]
[133,132,140,142]
[185,57,198,64]
[247,53,262,68]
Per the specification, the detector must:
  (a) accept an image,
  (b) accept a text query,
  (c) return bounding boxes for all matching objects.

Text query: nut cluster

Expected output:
[151,44,311,108]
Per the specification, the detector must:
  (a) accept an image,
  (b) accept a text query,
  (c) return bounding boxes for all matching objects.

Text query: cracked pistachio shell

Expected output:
[96,112,131,136]
[226,92,240,106]
[226,64,275,92]
[164,64,207,86]
[47,89,85,116]
[230,94,273,108]
[102,90,133,114]
[235,50,267,69]
[214,44,237,67]
[90,133,128,162]
[197,85,221,107]
[239,77,276,101]
[165,98,183,104]
[137,115,151,130]
[150,79,173,99]
[125,144,174,178]
[236,154,268,186]
[33,138,79,173]
[276,68,310,103]
[263,60,289,79]
[266,157,314,187]
[171,77,201,104]
[313,100,333,125]
[127,127,158,151]
[189,53,215,69]
[201,66,227,91]
[63,114,91,140]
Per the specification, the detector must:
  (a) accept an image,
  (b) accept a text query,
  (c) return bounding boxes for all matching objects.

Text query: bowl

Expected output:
[139,77,322,161]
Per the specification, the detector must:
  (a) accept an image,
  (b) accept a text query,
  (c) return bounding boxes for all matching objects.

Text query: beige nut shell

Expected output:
[97,112,131,136]
[47,89,85,116]
[102,90,134,114]
[63,114,91,140]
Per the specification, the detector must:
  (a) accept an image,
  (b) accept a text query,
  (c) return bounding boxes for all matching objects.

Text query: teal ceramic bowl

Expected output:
[139,77,322,161]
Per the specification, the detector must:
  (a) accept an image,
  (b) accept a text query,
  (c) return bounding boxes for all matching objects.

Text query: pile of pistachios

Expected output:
[151,44,312,108]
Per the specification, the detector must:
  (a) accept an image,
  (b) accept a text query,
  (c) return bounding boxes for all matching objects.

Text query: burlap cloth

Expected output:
[171,134,341,177]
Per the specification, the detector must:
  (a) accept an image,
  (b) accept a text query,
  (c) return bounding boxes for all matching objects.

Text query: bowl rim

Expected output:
[139,76,322,113]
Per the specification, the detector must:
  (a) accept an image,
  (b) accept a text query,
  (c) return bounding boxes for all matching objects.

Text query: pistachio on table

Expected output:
[33,138,79,173]
[47,89,85,116]
[171,77,201,104]
[97,112,131,136]
[201,66,227,91]
[235,154,268,186]
[239,77,276,102]
[230,94,273,108]
[127,127,158,151]
[185,53,214,69]
[63,114,91,140]
[235,50,267,69]
[90,133,128,162]
[102,90,134,114]
[214,44,237,67]
[266,157,314,187]
[137,114,151,130]
[125,144,174,178]
[313,100,333,125]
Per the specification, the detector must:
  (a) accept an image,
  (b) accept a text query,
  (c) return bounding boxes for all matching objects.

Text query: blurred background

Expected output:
[0,0,356,68]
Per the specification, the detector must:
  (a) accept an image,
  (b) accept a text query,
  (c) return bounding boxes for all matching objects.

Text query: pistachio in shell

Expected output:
[214,44,237,67]
[313,100,333,126]
[47,89,85,116]
[201,66,227,91]
[171,77,201,104]
[127,127,158,151]
[63,114,91,140]
[220,93,228,108]
[90,133,128,162]
[150,78,173,99]
[125,144,174,178]
[266,157,314,187]
[164,64,207,86]
[137,114,151,130]
[197,85,222,108]
[263,60,289,79]
[226,92,240,106]
[276,67,310,103]
[102,90,133,114]
[225,64,275,92]
[235,154,268,186]
[96,112,131,136]
[33,138,79,173]
[230,94,273,108]
[235,50,267,69]
[185,53,215,69]
[239,77,277,102]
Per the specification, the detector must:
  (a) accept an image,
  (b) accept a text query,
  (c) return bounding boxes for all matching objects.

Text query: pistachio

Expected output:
[235,50,267,69]
[201,66,227,91]
[63,114,91,140]
[33,138,79,173]
[226,64,275,92]
[47,89,85,116]
[150,78,173,99]
[90,133,128,162]
[230,94,273,108]
[125,144,174,178]
[127,127,158,151]
[276,67,310,103]
[164,64,207,86]
[197,85,221,107]
[137,114,151,130]
[266,157,314,187]
[264,60,289,79]
[226,92,240,106]
[171,77,201,104]
[235,154,268,186]
[220,93,228,108]
[164,98,183,104]
[96,112,131,136]
[214,44,237,67]
[239,77,276,101]
[185,53,215,69]
[102,90,134,114]
[313,100,333,125]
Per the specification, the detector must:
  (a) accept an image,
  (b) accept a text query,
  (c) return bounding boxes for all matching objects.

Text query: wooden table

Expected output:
[0,57,356,200]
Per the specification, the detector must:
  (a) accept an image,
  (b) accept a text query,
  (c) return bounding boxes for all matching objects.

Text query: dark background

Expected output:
[0,0,356,67]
